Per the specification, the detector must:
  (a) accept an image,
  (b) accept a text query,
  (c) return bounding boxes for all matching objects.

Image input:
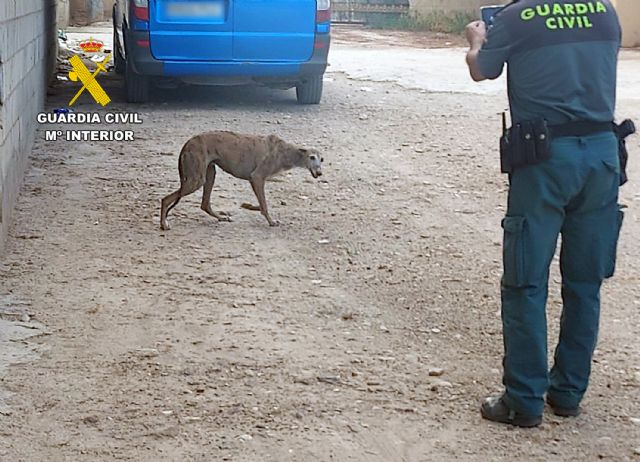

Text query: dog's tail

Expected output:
[177,141,189,192]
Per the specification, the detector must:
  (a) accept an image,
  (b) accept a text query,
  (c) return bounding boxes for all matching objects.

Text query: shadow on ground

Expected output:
[51,71,309,112]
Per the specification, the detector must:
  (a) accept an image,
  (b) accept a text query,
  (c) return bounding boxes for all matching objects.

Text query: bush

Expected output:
[366,11,475,34]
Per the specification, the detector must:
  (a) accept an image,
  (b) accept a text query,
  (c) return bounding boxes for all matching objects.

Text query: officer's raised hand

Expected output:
[465,21,488,81]
[465,20,487,48]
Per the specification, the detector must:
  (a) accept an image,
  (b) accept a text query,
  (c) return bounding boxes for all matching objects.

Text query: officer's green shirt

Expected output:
[477,0,621,125]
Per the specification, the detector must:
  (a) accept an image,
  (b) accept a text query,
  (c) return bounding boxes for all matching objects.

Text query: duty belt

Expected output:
[548,121,614,138]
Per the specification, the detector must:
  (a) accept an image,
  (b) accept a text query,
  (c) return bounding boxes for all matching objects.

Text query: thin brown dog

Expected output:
[160,131,324,229]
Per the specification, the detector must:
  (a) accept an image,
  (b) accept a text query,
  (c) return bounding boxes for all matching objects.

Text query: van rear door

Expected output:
[149,0,233,61]
[232,0,316,62]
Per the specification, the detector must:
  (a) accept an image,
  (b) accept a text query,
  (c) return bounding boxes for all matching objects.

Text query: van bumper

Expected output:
[125,30,329,80]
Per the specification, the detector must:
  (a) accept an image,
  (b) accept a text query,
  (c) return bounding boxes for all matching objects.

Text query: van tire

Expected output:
[113,28,125,75]
[296,75,323,104]
[125,61,149,103]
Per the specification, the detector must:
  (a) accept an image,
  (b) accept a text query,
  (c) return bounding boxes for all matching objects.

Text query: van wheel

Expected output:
[125,61,149,103]
[296,75,323,104]
[113,28,125,75]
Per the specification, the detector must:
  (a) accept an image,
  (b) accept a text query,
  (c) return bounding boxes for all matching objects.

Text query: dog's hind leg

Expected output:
[201,162,230,222]
[161,140,213,230]
[250,176,278,226]
[160,176,203,230]
[160,190,181,230]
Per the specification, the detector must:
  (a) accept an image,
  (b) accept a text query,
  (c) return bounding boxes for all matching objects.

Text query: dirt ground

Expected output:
[0,27,639,462]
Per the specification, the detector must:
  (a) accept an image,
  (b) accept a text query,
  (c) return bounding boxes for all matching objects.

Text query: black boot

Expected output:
[481,395,542,428]
[546,397,581,417]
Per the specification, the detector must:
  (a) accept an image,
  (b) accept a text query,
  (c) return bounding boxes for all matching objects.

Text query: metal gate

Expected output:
[332,0,410,24]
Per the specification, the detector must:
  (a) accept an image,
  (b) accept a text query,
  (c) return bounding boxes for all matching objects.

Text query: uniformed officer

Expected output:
[465,0,624,427]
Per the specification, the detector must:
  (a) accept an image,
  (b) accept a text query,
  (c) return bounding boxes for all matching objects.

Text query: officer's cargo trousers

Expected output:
[500,132,624,416]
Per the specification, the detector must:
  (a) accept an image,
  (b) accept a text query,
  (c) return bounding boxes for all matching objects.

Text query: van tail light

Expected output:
[316,0,331,23]
[132,0,149,21]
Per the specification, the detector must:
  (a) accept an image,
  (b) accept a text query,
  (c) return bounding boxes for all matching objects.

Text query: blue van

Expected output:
[113,0,331,103]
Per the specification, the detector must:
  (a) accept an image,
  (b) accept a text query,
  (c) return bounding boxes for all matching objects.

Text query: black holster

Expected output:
[500,117,635,183]
[614,119,635,186]
[500,118,551,174]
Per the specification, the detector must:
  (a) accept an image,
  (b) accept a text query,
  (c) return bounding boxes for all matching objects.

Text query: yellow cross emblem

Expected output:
[68,54,112,107]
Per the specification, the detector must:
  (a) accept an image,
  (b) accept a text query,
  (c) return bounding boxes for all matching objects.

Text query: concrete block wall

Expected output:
[410,0,639,46]
[612,0,640,47]
[70,0,104,26]
[104,0,116,19]
[0,0,57,251]
[58,0,71,28]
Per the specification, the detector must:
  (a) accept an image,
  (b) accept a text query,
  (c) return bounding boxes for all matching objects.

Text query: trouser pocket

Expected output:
[605,206,625,279]
[502,216,527,287]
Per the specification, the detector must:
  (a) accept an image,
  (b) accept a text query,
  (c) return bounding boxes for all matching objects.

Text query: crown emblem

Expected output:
[79,37,104,53]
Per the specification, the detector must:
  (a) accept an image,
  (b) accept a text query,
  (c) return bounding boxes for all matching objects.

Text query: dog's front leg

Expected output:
[250,176,278,226]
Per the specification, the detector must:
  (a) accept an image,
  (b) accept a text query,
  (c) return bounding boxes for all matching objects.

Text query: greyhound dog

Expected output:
[160,131,324,230]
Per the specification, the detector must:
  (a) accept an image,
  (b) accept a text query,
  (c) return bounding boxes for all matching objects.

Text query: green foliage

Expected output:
[366,11,475,34]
